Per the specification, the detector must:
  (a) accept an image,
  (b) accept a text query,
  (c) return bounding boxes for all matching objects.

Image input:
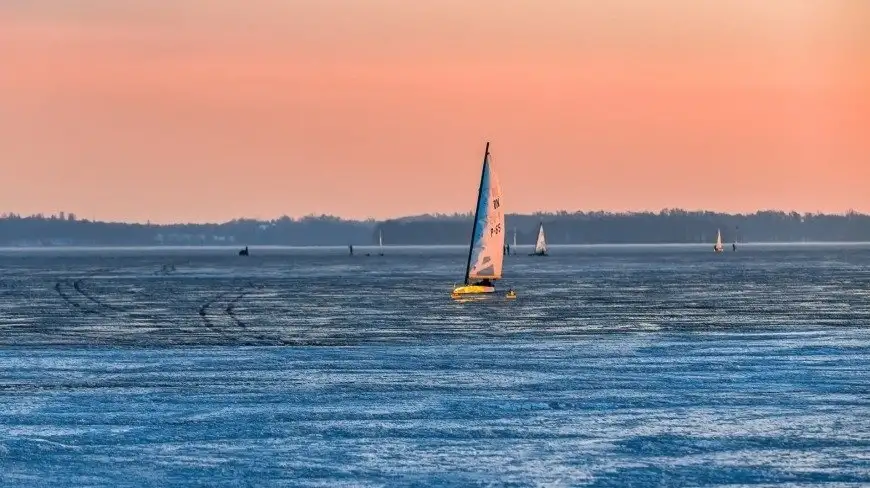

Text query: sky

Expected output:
[1,0,868,223]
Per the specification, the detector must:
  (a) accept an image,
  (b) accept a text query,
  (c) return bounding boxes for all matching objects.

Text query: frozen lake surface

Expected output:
[1,245,869,486]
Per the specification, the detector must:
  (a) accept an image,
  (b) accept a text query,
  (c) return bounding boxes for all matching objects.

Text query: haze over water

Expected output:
[2,245,869,485]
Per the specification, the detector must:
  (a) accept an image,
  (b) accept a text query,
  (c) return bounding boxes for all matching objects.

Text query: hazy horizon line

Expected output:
[2,207,868,226]
[3,242,870,252]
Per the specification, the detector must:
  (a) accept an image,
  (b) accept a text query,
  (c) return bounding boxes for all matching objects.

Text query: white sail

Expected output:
[534,223,547,254]
[714,229,723,251]
[467,151,505,281]
[379,230,383,248]
[513,228,517,247]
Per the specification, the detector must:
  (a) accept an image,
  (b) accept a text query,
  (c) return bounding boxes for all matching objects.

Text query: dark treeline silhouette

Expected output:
[1,210,869,246]
[0,214,373,246]
[375,210,870,245]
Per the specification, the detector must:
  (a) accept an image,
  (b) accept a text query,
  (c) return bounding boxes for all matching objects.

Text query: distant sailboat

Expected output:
[529,222,548,256]
[714,229,724,253]
[378,229,384,256]
[451,142,506,299]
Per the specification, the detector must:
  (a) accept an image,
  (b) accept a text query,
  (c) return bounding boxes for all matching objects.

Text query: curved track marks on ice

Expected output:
[54,267,164,319]
[54,280,103,316]
[72,278,132,313]
[198,282,295,346]
[197,290,240,342]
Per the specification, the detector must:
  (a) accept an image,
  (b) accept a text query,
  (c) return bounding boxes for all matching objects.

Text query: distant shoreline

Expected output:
[2,242,870,252]
[2,210,869,246]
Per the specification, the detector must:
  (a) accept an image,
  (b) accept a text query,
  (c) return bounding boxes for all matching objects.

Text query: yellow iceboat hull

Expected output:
[451,284,496,299]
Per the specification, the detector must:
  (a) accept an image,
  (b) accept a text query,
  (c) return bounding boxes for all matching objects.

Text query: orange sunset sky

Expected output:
[1,0,868,223]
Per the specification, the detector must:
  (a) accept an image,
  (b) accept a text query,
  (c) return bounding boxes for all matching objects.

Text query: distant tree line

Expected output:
[1,210,868,246]
[375,210,870,245]
[0,214,373,246]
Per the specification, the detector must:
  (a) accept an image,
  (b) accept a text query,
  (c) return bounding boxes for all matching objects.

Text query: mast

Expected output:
[464,141,490,285]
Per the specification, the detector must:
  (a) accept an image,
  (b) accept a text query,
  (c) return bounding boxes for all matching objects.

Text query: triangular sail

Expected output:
[513,228,517,247]
[379,230,383,248]
[715,229,723,251]
[465,145,505,283]
[534,223,547,254]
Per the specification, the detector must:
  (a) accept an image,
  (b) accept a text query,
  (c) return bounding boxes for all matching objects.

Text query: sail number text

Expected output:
[489,223,502,237]
[493,198,500,210]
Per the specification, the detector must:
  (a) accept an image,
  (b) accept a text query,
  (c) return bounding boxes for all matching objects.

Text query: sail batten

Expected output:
[466,147,505,282]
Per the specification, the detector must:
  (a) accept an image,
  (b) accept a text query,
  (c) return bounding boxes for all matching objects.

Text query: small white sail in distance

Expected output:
[379,229,383,248]
[714,228,723,251]
[466,151,505,281]
[534,223,548,254]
